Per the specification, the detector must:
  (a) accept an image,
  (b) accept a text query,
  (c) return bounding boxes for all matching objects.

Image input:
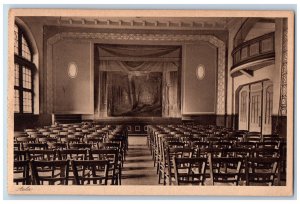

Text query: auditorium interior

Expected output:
[13,16,288,186]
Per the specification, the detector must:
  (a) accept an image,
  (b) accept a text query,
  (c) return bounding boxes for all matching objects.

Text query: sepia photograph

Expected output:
[6,8,294,196]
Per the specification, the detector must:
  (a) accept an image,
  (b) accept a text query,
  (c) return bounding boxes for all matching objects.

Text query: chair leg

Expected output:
[163,171,166,185]
[158,167,163,184]
[119,169,122,185]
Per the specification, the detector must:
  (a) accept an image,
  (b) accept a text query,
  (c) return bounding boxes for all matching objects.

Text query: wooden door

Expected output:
[238,86,249,130]
[249,83,263,132]
[262,81,273,134]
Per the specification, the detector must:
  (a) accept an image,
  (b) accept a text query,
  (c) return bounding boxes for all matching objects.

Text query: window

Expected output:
[14,24,35,114]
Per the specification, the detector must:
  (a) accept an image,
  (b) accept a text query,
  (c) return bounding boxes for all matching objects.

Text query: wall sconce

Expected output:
[68,62,78,79]
[196,64,205,80]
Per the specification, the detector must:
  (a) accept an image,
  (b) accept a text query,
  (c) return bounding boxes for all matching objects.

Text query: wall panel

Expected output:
[53,40,93,114]
[182,43,217,114]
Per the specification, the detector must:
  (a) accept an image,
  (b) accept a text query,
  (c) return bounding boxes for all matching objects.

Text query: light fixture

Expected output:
[196,64,205,80]
[68,62,78,79]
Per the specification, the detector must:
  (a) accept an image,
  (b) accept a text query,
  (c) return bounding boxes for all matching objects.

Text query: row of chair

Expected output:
[14,123,129,185]
[147,124,286,186]
[15,159,111,185]
[173,155,281,186]
[14,149,122,185]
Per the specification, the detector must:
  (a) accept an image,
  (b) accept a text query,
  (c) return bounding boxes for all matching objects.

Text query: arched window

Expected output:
[14,23,36,114]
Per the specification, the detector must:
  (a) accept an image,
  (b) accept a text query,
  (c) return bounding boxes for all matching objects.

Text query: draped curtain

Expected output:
[95,44,181,117]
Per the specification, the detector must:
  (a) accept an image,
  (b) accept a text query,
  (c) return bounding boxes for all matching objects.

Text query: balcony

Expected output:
[231,32,275,77]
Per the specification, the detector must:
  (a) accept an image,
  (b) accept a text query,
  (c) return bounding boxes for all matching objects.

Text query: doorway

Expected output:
[238,80,273,134]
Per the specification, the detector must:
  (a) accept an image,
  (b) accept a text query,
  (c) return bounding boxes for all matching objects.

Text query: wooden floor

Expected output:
[122,136,158,185]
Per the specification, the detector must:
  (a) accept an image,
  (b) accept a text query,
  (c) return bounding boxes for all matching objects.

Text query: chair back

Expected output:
[30,160,70,185]
[174,157,207,185]
[14,160,31,185]
[71,160,109,185]
[211,157,243,186]
[245,157,281,186]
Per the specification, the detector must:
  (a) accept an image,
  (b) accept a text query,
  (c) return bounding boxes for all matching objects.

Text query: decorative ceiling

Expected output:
[21,16,241,30]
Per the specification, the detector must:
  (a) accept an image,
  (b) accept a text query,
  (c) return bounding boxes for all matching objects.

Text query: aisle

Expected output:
[121,136,158,185]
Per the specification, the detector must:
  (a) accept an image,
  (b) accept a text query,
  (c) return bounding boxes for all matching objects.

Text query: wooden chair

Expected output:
[210,141,232,149]
[27,150,58,161]
[256,142,280,149]
[14,133,28,142]
[14,143,22,150]
[38,137,57,143]
[154,133,169,168]
[245,157,281,186]
[16,137,36,144]
[48,142,67,150]
[211,157,243,186]
[14,160,31,185]
[235,141,257,149]
[206,137,221,143]
[89,149,121,185]
[58,149,89,160]
[262,134,281,142]
[162,147,193,185]
[68,143,92,150]
[66,138,80,145]
[221,147,251,158]
[173,157,207,185]
[71,160,109,185]
[30,160,70,185]
[229,131,247,142]
[158,141,184,181]
[57,134,68,143]
[251,147,280,158]
[23,143,48,150]
[14,150,28,161]
[98,142,124,167]
[245,132,262,142]
[107,137,126,161]
[86,138,103,149]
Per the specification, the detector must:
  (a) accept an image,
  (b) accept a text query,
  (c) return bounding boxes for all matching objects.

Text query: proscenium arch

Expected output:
[46,32,226,115]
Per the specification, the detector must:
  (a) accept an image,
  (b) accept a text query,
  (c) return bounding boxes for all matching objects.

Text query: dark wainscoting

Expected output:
[225,114,239,130]
[216,115,226,127]
[14,114,52,131]
[272,116,287,138]
[54,114,82,124]
[14,114,39,131]
[222,114,287,138]
[91,117,182,136]
[182,115,217,125]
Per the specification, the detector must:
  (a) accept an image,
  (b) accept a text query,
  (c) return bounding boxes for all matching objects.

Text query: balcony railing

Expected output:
[231,32,275,72]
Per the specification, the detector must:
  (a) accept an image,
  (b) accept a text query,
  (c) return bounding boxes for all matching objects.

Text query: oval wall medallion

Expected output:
[196,64,205,80]
[68,62,78,79]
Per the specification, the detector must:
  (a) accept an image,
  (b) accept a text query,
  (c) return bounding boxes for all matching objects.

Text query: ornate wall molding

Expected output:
[280,20,288,116]
[46,32,226,115]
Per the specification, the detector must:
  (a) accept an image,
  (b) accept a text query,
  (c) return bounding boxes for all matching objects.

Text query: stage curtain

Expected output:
[95,44,181,118]
[99,60,179,73]
[97,44,180,58]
